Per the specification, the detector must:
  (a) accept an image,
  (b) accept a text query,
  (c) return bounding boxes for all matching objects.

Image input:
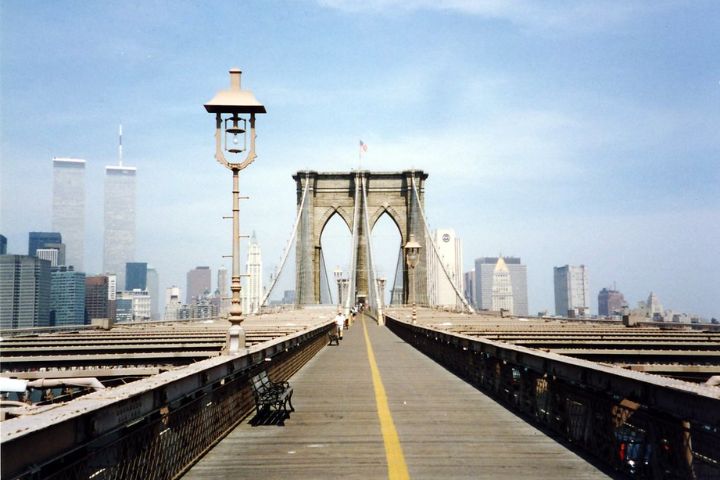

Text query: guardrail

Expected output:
[385,315,720,479]
[1,321,334,480]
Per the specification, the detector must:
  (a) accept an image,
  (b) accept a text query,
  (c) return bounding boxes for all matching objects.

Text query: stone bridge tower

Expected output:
[293,170,428,306]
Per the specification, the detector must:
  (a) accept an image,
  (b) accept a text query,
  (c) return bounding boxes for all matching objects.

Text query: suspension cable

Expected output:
[344,173,362,313]
[410,176,475,313]
[261,173,311,307]
[361,175,382,319]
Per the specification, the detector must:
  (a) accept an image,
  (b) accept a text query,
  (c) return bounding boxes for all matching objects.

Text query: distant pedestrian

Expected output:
[335,311,346,339]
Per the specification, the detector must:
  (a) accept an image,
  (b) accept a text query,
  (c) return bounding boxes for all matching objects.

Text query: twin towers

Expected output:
[293,170,429,307]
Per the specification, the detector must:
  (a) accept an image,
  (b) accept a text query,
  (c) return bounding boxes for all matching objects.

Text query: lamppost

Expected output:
[404,233,421,324]
[334,266,343,310]
[204,68,266,354]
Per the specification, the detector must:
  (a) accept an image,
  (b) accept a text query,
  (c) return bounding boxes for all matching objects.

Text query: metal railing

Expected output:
[386,315,720,479]
[2,322,334,480]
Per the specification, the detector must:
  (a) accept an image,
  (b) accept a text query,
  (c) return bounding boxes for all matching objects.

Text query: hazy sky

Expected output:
[1,0,718,317]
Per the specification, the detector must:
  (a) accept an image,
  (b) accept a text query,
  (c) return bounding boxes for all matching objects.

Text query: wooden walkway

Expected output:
[185,315,609,479]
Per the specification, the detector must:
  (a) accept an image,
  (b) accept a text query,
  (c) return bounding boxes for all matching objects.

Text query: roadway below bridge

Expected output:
[185,313,608,479]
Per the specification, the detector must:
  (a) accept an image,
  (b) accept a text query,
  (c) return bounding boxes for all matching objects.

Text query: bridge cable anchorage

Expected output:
[260,172,311,308]
[410,176,475,314]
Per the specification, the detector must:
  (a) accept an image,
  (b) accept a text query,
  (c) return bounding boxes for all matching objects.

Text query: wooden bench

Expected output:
[250,371,294,415]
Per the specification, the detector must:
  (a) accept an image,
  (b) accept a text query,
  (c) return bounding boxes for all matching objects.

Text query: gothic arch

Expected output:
[293,170,428,305]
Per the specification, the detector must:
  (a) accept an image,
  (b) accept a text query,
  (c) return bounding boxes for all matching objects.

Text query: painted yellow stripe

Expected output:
[362,316,410,480]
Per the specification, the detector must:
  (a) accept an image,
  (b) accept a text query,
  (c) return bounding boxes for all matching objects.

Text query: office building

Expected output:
[147,267,159,320]
[36,248,60,267]
[647,292,664,318]
[187,266,211,304]
[86,275,115,322]
[474,257,528,316]
[125,262,148,291]
[464,270,475,307]
[554,265,589,317]
[50,266,86,326]
[491,257,514,314]
[52,158,85,270]
[598,288,625,317]
[28,232,62,257]
[427,229,464,309]
[164,286,182,321]
[129,289,151,321]
[115,294,134,323]
[242,234,263,315]
[103,165,137,290]
[0,234,6,254]
[0,255,51,328]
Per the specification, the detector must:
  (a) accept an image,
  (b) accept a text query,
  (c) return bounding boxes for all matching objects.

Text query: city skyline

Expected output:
[1,1,718,318]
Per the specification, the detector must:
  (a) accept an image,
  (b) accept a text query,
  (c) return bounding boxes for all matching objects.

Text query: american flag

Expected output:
[359,140,368,152]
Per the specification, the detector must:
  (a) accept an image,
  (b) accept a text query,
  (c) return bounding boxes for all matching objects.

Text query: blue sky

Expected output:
[1,0,718,317]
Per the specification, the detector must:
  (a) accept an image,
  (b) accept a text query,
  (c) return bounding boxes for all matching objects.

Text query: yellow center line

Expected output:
[361,315,410,480]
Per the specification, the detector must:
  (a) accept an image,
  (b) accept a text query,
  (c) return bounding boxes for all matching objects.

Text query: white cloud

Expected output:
[317,0,678,33]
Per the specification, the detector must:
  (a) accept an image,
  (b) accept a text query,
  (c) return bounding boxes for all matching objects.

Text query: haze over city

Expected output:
[1,0,718,318]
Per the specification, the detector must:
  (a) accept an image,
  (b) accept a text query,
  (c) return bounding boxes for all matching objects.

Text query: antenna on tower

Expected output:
[118,124,123,167]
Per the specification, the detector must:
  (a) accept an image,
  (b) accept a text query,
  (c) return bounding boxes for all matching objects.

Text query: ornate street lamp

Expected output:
[205,68,266,354]
[334,266,343,310]
[404,233,421,324]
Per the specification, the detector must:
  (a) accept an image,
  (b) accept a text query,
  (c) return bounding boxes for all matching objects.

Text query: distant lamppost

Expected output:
[404,234,421,324]
[334,267,343,310]
[204,68,266,354]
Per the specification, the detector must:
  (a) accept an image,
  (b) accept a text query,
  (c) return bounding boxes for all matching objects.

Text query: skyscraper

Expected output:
[28,232,62,257]
[36,248,60,267]
[52,158,85,270]
[491,257,514,314]
[50,266,86,326]
[554,265,589,317]
[242,234,263,315]
[427,229,464,309]
[598,287,625,317]
[0,234,7,254]
[464,270,475,307]
[147,267,159,320]
[103,165,136,289]
[85,275,114,322]
[0,255,51,328]
[187,266,211,304]
[474,257,528,316]
[125,262,148,291]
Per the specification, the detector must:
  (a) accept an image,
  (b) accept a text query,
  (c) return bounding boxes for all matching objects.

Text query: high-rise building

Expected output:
[217,266,229,315]
[646,292,664,318]
[50,266,86,326]
[28,232,62,257]
[125,262,148,291]
[474,257,528,316]
[464,270,475,307]
[103,165,137,290]
[242,234,263,315]
[147,267,159,320]
[85,275,114,321]
[0,255,51,328]
[164,286,182,321]
[52,158,85,270]
[598,287,625,317]
[36,248,60,267]
[0,234,7,254]
[129,289,151,321]
[491,257,514,314]
[554,265,589,317]
[427,229,464,309]
[187,266,211,304]
[115,294,133,323]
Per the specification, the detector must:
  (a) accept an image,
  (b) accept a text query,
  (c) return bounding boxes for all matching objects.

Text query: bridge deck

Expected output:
[185,315,609,479]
